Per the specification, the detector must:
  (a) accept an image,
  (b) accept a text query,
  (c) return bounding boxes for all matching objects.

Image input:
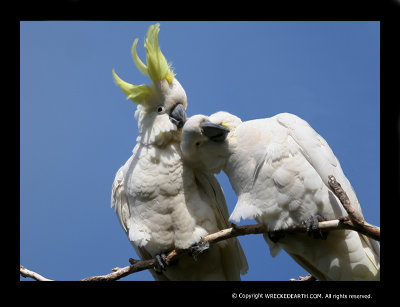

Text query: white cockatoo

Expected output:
[111,25,248,281]
[181,111,380,281]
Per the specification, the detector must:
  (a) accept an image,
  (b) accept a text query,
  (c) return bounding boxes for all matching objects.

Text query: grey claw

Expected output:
[154,253,168,273]
[305,214,328,240]
[188,241,210,261]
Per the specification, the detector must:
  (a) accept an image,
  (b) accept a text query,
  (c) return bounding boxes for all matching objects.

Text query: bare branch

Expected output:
[20,265,53,281]
[20,219,379,281]
[290,274,317,281]
[202,223,266,244]
[20,176,380,281]
[80,258,156,281]
[328,175,380,241]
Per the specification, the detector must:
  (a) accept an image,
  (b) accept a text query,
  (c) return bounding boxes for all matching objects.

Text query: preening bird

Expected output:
[181,111,380,280]
[111,24,248,280]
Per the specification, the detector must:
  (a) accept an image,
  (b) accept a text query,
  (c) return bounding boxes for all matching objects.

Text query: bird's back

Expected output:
[228,114,379,280]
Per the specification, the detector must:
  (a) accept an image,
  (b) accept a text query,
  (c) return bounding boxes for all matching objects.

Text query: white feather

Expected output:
[111,79,248,280]
[181,111,380,280]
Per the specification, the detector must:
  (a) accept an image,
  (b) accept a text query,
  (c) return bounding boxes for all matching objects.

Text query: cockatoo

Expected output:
[111,24,248,280]
[181,111,380,281]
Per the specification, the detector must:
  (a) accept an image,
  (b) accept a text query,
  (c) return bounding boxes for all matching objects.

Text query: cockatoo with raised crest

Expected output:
[181,111,380,280]
[111,24,248,280]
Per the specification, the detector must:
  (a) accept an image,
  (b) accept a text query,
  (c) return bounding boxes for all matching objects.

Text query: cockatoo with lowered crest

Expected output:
[111,24,248,280]
[181,111,380,280]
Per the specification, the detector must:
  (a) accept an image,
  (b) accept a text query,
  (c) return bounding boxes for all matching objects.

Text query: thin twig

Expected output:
[328,175,380,241]
[80,258,156,281]
[289,274,317,281]
[20,265,53,281]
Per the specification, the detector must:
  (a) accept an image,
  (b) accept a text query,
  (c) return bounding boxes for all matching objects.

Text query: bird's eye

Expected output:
[157,106,165,114]
[195,142,201,147]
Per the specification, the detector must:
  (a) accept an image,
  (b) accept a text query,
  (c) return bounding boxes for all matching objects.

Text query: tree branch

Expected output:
[328,175,380,241]
[20,219,379,281]
[20,265,53,281]
[20,175,379,281]
[290,274,317,281]
[80,224,266,281]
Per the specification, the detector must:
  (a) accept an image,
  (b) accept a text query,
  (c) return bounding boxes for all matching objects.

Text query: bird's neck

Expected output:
[223,150,254,196]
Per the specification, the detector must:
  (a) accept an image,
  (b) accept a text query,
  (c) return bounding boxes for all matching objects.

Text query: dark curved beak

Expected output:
[169,104,187,129]
[200,121,230,142]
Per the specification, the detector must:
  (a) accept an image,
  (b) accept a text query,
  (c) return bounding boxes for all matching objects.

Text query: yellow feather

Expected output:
[112,69,151,104]
[131,38,149,77]
[112,23,175,105]
[143,23,175,83]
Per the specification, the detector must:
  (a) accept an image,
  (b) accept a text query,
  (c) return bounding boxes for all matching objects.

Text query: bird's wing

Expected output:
[194,169,249,277]
[275,113,380,263]
[111,165,131,234]
[275,113,359,211]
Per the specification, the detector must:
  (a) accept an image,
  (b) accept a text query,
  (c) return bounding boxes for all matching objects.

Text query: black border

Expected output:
[15,0,399,304]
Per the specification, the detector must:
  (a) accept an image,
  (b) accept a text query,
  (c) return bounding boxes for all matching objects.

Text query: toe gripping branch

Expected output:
[188,241,210,261]
[153,240,211,274]
[266,214,329,243]
[154,253,168,274]
[305,214,329,240]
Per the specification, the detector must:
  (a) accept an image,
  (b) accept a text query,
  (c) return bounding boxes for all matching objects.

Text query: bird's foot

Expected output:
[154,253,168,274]
[188,241,210,261]
[304,214,328,240]
[267,230,285,243]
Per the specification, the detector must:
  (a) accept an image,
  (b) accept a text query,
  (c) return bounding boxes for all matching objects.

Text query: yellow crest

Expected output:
[112,23,175,104]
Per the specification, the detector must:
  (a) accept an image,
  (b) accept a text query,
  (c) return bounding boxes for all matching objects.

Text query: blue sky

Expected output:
[20,21,380,281]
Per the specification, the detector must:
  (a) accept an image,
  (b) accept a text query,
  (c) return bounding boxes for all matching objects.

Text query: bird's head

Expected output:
[181,112,242,173]
[112,24,187,146]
